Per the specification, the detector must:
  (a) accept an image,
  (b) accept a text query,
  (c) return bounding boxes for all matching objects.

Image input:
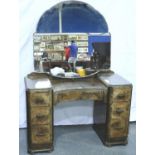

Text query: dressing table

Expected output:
[25,33,132,153]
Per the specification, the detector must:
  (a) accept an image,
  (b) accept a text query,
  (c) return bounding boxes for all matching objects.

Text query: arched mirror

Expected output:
[37,1,108,33]
[34,0,111,77]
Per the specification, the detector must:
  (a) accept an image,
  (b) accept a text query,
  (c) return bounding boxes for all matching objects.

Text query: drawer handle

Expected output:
[36,114,47,120]
[36,132,46,137]
[35,128,48,136]
[115,108,124,114]
[117,94,126,100]
[35,98,45,105]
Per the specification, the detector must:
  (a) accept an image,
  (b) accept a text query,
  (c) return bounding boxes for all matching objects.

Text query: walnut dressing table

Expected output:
[25,71,132,153]
[25,33,132,153]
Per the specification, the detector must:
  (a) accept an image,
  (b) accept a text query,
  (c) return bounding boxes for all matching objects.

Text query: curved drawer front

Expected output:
[54,89,104,103]
[29,91,51,107]
[31,108,50,125]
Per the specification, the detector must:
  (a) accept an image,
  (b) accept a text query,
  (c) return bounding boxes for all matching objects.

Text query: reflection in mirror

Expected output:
[34,1,111,78]
[37,1,108,33]
[33,33,111,78]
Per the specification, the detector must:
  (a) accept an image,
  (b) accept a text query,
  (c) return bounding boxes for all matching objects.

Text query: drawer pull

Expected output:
[36,132,46,137]
[35,98,44,105]
[35,128,48,137]
[115,108,124,114]
[117,94,126,100]
[36,114,47,121]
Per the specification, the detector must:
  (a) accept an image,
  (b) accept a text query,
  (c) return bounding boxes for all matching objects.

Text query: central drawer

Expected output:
[54,89,104,103]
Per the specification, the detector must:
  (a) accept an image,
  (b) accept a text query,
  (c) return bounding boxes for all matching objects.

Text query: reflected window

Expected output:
[37,1,108,33]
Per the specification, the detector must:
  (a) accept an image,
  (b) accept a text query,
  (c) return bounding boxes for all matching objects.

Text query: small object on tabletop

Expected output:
[50,67,65,76]
[76,67,86,77]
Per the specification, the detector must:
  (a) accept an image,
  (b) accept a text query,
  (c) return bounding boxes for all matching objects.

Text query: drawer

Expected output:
[110,87,131,101]
[109,126,128,138]
[29,91,51,107]
[30,107,51,125]
[108,118,128,138]
[55,90,104,103]
[111,101,130,116]
[31,125,51,144]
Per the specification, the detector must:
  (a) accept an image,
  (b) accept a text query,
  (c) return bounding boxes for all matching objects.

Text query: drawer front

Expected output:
[55,90,104,103]
[110,87,131,102]
[31,125,51,144]
[108,117,128,138]
[29,91,51,107]
[107,101,130,138]
[111,101,130,116]
[31,107,51,125]
[109,119,128,138]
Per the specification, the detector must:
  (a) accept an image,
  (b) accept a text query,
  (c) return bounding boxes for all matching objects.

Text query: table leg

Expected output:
[93,100,107,144]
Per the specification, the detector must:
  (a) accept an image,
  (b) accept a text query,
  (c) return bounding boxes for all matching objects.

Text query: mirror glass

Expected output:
[34,1,111,77]
[33,33,111,74]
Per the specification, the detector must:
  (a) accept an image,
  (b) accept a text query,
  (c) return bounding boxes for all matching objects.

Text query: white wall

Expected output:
[19,0,136,128]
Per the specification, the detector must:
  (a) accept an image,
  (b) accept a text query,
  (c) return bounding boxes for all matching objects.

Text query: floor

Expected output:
[19,122,136,155]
